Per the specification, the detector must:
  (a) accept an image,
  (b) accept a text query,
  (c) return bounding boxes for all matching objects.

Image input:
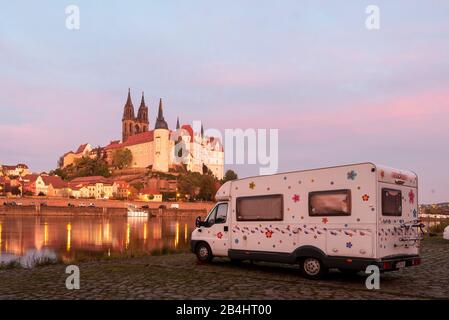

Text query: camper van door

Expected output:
[203,202,230,256]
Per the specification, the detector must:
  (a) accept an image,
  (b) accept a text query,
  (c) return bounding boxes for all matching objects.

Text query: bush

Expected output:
[428,220,449,234]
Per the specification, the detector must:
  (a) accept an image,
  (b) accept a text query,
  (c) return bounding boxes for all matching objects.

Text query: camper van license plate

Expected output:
[396,261,406,269]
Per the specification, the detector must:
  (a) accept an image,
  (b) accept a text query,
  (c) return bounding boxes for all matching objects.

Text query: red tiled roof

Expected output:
[180,125,194,139]
[208,137,224,151]
[0,176,10,184]
[42,176,68,189]
[75,143,88,154]
[139,187,160,195]
[3,165,18,170]
[70,176,111,184]
[113,180,130,188]
[123,131,154,146]
[105,131,154,150]
[22,174,40,182]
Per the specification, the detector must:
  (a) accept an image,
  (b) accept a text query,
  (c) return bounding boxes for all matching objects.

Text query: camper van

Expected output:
[191,163,423,279]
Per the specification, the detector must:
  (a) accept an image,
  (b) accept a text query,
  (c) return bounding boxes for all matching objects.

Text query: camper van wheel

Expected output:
[195,242,213,263]
[300,257,327,280]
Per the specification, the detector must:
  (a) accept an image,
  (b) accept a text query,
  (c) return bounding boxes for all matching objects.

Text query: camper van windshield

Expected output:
[382,188,402,216]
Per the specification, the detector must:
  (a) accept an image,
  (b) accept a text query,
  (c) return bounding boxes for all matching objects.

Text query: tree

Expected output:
[131,182,144,191]
[222,170,238,183]
[50,155,111,181]
[178,172,202,200]
[178,171,218,202]
[57,156,64,169]
[198,174,217,201]
[112,148,133,169]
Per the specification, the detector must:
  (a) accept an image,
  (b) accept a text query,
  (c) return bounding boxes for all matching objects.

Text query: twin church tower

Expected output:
[122,89,168,142]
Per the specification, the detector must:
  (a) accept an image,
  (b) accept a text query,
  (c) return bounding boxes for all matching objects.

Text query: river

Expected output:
[0,214,197,266]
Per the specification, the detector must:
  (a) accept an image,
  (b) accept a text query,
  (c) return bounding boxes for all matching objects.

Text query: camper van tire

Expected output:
[195,242,213,263]
[300,257,328,280]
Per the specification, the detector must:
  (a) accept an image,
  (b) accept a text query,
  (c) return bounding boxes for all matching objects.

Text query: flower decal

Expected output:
[408,190,415,204]
[362,194,370,202]
[322,217,328,224]
[249,182,256,189]
[292,194,300,203]
[380,170,385,178]
[346,242,353,249]
[265,230,273,238]
[217,232,223,239]
[347,170,357,180]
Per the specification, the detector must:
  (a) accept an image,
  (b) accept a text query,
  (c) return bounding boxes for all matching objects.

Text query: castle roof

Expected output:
[154,98,168,129]
[180,125,194,139]
[75,143,89,154]
[105,131,154,150]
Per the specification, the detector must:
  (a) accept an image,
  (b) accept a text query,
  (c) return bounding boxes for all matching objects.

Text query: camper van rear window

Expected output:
[382,188,402,216]
[236,195,283,221]
[308,190,351,216]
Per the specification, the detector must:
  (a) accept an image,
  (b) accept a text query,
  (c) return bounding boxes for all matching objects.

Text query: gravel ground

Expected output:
[0,237,448,300]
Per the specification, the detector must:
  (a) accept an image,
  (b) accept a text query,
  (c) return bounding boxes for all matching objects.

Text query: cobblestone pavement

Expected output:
[0,238,448,300]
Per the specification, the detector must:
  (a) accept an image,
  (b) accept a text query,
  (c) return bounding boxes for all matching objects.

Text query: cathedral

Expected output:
[62,89,224,179]
[122,89,150,142]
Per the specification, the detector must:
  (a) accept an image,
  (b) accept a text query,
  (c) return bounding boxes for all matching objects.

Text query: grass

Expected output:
[0,260,21,270]
[0,252,59,270]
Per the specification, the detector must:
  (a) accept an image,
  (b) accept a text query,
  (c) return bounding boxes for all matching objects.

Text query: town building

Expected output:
[138,186,163,202]
[22,174,69,196]
[62,144,93,168]
[1,164,30,177]
[68,176,114,199]
[68,176,130,199]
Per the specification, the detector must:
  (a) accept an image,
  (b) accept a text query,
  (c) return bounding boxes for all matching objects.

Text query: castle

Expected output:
[62,90,224,179]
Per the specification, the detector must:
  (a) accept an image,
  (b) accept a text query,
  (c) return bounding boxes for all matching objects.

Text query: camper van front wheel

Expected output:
[300,257,327,279]
[195,242,213,263]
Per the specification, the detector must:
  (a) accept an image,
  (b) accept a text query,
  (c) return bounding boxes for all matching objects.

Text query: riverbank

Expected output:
[0,197,214,216]
[0,237,448,299]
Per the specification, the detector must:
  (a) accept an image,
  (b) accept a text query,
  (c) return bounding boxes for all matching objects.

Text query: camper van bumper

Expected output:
[325,255,421,272]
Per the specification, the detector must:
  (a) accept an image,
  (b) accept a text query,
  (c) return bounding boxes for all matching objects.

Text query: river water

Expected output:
[0,214,197,266]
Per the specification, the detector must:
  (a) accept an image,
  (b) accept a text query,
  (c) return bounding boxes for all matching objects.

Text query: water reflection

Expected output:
[0,214,196,263]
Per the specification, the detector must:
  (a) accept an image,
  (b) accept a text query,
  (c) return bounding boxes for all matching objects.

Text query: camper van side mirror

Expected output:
[195,216,202,228]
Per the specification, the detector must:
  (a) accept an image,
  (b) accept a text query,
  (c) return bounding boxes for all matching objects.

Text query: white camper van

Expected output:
[191,163,423,279]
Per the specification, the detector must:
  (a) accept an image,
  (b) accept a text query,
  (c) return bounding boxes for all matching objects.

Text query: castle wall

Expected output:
[126,141,153,168]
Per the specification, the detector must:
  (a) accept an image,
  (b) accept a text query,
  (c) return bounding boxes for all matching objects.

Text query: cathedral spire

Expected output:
[137,91,149,126]
[122,88,135,120]
[154,98,168,130]
[201,123,204,137]
[140,91,145,107]
[176,117,180,130]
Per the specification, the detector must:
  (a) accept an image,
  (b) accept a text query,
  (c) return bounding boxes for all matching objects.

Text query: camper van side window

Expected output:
[382,188,402,216]
[236,195,283,221]
[308,190,351,216]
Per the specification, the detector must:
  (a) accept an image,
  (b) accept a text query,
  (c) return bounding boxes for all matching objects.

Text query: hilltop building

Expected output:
[61,90,224,179]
